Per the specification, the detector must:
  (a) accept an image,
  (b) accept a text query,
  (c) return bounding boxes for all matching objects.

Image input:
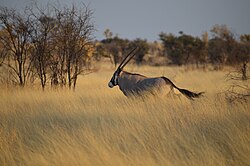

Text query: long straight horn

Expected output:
[120,47,140,69]
[117,47,138,70]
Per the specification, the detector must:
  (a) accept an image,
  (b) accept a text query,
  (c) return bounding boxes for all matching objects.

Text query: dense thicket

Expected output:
[159,25,250,69]
[97,25,249,70]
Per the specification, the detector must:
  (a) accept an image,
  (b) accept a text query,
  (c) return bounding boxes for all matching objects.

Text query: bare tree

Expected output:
[0,30,8,65]
[225,59,250,103]
[27,4,56,90]
[52,4,94,89]
[225,80,250,103]
[0,7,33,86]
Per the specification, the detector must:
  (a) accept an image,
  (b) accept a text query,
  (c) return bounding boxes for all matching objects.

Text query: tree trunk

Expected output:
[242,62,247,80]
[73,75,77,91]
[67,60,72,89]
[18,61,24,87]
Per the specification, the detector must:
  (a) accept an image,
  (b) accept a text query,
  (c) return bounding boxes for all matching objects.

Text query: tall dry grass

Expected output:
[0,65,250,166]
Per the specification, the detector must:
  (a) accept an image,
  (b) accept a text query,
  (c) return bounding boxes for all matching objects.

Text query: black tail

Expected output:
[177,88,204,100]
[161,76,204,100]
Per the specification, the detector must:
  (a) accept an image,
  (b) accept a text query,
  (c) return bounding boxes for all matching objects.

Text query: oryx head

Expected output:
[108,47,139,88]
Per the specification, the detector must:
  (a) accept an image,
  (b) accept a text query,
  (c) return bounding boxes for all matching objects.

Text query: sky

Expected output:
[1,0,250,41]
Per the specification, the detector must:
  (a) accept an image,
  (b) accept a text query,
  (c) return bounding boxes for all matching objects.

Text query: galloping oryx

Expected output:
[108,47,204,99]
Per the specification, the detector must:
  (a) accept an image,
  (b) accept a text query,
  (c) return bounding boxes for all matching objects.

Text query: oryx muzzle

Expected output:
[108,47,204,99]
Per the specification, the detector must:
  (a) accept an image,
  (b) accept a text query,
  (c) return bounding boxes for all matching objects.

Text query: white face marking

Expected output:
[114,75,118,83]
[108,82,114,88]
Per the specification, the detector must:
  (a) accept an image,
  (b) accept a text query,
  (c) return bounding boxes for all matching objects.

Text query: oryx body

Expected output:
[116,71,171,97]
[108,47,204,99]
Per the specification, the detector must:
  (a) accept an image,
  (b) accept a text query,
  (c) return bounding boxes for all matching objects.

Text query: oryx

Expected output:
[108,47,204,99]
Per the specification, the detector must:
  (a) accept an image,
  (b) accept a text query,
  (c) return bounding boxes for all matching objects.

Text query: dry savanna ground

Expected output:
[0,64,250,166]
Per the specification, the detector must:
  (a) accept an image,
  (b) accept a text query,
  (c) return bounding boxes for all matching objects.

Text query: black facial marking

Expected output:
[110,69,121,86]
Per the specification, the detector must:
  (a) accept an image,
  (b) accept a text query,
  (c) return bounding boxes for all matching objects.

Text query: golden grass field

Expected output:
[0,64,250,166]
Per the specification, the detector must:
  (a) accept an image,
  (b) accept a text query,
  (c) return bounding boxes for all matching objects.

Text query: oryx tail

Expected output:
[161,77,204,100]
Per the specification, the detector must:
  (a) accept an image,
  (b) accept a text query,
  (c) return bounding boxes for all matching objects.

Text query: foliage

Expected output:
[159,25,250,70]
[159,32,206,66]
[99,36,129,67]
[128,38,149,65]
